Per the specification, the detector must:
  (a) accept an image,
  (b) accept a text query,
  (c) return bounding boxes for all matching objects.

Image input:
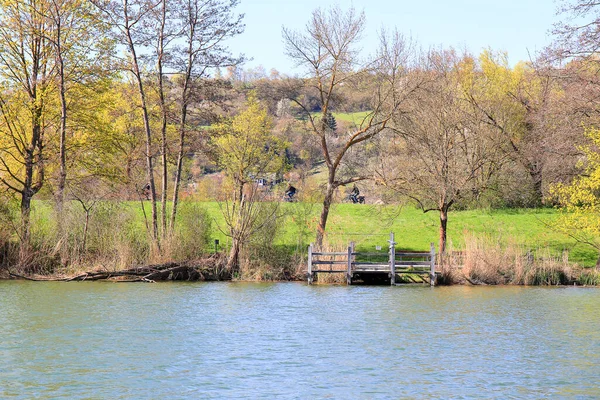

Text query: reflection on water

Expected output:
[1,282,599,398]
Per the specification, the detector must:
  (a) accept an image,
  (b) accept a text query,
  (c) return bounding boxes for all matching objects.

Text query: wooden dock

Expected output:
[307,233,438,286]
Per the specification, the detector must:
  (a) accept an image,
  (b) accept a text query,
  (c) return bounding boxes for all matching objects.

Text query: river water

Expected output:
[0,281,599,399]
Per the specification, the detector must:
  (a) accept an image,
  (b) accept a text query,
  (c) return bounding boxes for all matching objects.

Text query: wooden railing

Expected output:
[307,233,437,286]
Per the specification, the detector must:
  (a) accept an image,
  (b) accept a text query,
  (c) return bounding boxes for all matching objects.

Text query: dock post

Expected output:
[347,242,354,285]
[308,243,314,285]
[389,232,396,285]
[430,242,436,287]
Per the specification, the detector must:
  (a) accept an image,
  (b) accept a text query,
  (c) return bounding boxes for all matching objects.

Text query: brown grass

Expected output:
[310,242,348,284]
[438,234,575,285]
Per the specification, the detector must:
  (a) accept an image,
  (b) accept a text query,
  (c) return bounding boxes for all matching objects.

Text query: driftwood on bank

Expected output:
[8,255,230,283]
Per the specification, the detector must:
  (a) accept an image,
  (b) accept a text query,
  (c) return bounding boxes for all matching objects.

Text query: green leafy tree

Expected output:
[552,127,600,268]
[0,0,56,261]
[326,112,337,133]
[211,94,288,270]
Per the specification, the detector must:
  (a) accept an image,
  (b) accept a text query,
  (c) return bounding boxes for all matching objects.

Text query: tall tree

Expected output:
[283,7,418,247]
[0,0,54,259]
[93,0,161,244]
[552,126,600,268]
[461,51,570,206]
[148,0,176,238]
[45,0,113,241]
[168,0,244,234]
[382,50,496,253]
[210,94,287,270]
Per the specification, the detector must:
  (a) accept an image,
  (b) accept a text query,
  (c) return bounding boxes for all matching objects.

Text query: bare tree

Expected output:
[283,6,418,247]
[460,52,575,206]
[168,0,244,233]
[93,0,162,244]
[382,50,496,253]
[550,0,600,60]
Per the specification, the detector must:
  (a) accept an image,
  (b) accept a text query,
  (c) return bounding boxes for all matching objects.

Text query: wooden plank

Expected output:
[430,242,437,287]
[389,232,396,286]
[312,252,347,256]
[394,261,432,266]
[308,243,313,285]
[354,261,394,266]
[312,260,348,265]
[353,268,391,273]
[395,271,431,275]
[311,270,346,273]
[395,252,432,257]
[347,243,354,285]
[353,264,389,268]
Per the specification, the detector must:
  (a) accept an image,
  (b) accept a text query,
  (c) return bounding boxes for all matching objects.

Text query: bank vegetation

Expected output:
[2,1,600,285]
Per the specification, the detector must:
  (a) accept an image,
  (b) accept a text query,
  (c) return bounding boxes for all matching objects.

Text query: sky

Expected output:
[226,0,561,75]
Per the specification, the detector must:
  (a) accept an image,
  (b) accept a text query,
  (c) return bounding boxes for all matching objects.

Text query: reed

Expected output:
[310,242,348,284]
[441,234,575,285]
[577,269,600,286]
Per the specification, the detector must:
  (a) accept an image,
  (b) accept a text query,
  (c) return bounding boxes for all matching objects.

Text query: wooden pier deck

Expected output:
[307,233,438,286]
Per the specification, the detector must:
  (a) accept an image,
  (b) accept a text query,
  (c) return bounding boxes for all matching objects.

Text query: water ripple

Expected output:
[0,282,599,398]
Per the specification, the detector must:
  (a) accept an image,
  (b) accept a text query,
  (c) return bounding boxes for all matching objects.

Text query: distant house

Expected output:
[254,172,283,187]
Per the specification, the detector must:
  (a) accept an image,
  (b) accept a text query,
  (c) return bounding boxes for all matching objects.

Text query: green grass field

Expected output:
[331,111,372,124]
[310,111,372,126]
[30,200,597,266]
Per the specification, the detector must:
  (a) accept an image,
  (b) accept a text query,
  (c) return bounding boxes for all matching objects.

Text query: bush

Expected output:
[57,201,148,271]
[160,202,212,262]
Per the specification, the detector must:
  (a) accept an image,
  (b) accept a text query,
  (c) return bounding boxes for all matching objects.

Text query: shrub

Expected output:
[160,202,212,262]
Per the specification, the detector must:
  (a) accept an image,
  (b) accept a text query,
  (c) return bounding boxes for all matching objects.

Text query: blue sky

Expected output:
[226,0,560,75]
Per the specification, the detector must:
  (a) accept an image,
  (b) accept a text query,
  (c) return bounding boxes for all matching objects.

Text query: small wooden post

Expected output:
[308,243,314,285]
[430,242,436,287]
[347,242,354,285]
[389,232,396,286]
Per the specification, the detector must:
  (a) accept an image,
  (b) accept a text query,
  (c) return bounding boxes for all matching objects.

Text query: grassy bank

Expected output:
[27,201,597,265]
[2,200,596,282]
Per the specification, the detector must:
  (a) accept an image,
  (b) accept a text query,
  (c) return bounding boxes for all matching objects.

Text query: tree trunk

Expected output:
[19,191,32,263]
[227,236,241,272]
[530,168,543,206]
[439,207,448,255]
[82,210,90,254]
[226,181,246,271]
[170,103,187,233]
[20,102,44,264]
[125,18,159,244]
[316,181,336,248]
[158,0,168,238]
[56,54,68,257]
[139,82,159,244]
[169,67,191,233]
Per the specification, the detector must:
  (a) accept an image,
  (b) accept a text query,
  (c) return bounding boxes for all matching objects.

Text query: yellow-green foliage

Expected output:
[211,93,288,185]
[551,127,600,251]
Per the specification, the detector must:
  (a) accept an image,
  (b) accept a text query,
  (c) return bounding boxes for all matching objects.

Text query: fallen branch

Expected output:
[8,256,230,282]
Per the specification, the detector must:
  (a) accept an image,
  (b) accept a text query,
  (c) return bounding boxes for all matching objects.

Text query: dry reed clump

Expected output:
[238,256,290,281]
[436,242,463,285]
[0,199,18,275]
[442,234,574,285]
[55,202,148,273]
[309,242,348,284]
[578,269,600,286]
[236,208,300,281]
